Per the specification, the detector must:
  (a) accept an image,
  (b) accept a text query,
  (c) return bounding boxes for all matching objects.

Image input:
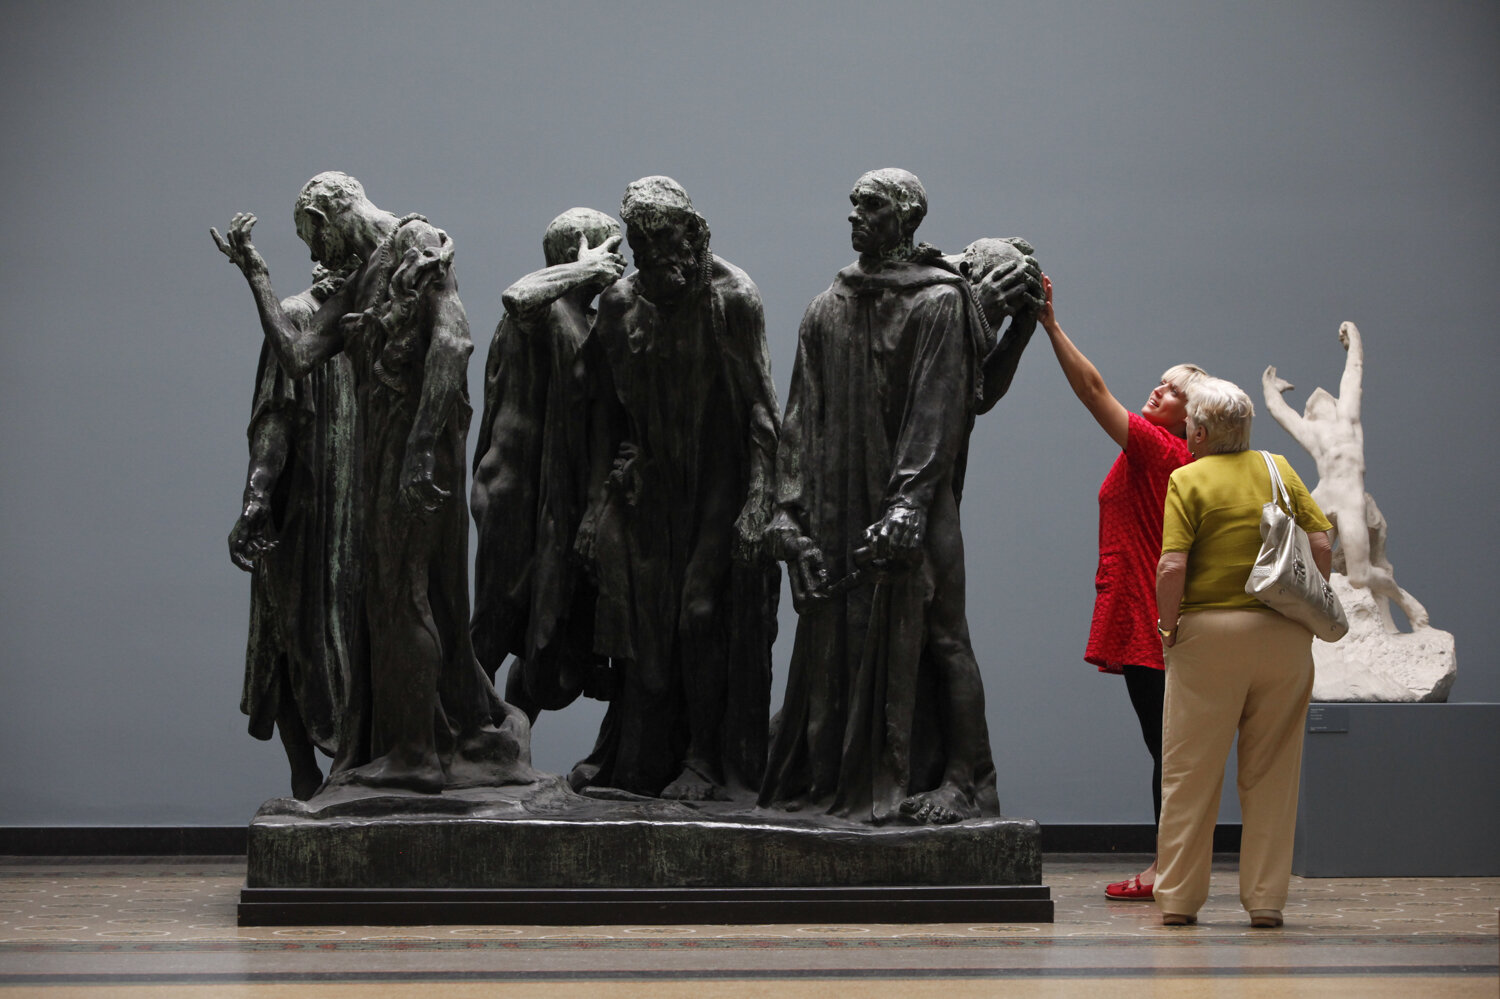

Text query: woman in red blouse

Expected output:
[1039,276,1207,899]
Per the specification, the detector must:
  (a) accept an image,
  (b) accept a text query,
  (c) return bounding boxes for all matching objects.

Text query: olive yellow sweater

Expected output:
[1162,450,1332,612]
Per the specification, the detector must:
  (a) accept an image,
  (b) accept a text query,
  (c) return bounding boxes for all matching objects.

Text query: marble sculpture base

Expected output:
[241,777,1050,925]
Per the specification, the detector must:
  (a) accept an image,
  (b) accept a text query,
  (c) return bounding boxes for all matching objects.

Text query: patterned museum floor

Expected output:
[0,854,1494,997]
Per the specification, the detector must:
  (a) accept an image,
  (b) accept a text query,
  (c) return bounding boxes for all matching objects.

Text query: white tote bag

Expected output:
[1244,451,1349,642]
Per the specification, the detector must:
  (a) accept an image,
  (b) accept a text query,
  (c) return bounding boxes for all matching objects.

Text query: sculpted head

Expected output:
[1304,387,1337,422]
[294,171,377,270]
[543,207,622,267]
[947,237,1037,327]
[620,176,709,304]
[952,237,1032,284]
[849,168,927,260]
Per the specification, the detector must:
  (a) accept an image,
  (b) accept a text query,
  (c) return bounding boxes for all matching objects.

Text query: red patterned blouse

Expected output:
[1084,411,1192,673]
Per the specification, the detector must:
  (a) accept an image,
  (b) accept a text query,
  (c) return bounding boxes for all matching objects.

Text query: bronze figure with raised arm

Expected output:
[228,264,357,800]
[213,172,533,794]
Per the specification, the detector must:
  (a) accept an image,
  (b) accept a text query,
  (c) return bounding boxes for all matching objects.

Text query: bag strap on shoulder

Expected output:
[1258,450,1292,512]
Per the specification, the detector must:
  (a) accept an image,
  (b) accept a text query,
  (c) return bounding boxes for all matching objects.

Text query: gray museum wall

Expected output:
[1,1,1495,827]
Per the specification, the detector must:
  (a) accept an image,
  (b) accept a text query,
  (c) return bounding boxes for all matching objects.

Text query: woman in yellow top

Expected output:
[1153,378,1332,929]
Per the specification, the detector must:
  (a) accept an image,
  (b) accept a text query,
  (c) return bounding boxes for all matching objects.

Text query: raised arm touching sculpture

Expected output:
[213,172,534,793]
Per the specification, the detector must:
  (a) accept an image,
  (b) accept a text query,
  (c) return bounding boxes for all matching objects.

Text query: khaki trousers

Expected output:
[1154,609,1314,916]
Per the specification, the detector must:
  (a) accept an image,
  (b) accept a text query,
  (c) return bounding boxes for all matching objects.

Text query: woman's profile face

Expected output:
[1143,379,1189,433]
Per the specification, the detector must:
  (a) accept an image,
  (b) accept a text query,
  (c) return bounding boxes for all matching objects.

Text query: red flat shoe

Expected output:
[1104,876,1155,900]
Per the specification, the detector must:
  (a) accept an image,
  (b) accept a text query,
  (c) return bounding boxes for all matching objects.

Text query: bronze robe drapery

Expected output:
[761,260,1000,824]
[470,300,597,704]
[582,257,780,796]
[240,330,357,755]
[308,219,534,788]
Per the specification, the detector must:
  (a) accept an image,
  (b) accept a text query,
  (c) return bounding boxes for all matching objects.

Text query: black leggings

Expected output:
[1122,663,1165,828]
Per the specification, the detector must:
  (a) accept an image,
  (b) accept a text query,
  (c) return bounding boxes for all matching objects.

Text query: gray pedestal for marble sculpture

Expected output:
[239,779,1051,925]
[1293,703,1500,876]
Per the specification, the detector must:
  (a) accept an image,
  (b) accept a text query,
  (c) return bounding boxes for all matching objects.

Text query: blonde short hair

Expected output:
[1186,377,1254,454]
[1161,363,1210,394]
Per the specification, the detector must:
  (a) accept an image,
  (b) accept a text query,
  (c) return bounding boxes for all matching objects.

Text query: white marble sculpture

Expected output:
[1262,322,1454,702]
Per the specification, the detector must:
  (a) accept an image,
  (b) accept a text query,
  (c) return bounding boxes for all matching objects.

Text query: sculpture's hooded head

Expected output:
[293,171,377,271]
[849,168,927,260]
[621,175,710,304]
[543,207,622,267]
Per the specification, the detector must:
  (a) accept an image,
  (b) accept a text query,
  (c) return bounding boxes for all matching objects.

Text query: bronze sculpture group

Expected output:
[215,168,1043,826]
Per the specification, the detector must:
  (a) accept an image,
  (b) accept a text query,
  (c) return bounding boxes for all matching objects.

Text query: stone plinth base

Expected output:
[1294,703,1499,876]
[238,884,1052,926]
[241,778,1048,925]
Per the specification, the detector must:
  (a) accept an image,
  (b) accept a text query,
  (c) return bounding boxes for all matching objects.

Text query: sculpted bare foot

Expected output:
[567,761,600,793]
[660,763,724,801]
[900,783,980,825]
[289,763,325,801]
[332,752,444,794]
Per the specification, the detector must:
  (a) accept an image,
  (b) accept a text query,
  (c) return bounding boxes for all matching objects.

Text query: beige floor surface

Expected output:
[0,855,1494,997]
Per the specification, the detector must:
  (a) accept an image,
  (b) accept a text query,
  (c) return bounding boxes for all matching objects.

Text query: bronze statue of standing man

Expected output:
[573,176,781,800]
[762,169,1002,824]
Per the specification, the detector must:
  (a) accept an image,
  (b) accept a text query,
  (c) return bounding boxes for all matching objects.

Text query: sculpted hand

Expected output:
[340,309,380,346]
[391,240,454,301]
[577,233,626,290]
[399,446,450,517]
[228,497,277,571]
[731,497,771,565]
[782,534,829,606]
[606,441,642,506]
[865,505,925,560]
[1263,365,1294,395]
[574,504,603,567]
[1338,321,1359,351]
[210,213,269,279]
[976,254,1044,321]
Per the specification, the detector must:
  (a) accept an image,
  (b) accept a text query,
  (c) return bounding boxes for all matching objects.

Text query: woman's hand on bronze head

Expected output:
[1037,273,1058,330]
